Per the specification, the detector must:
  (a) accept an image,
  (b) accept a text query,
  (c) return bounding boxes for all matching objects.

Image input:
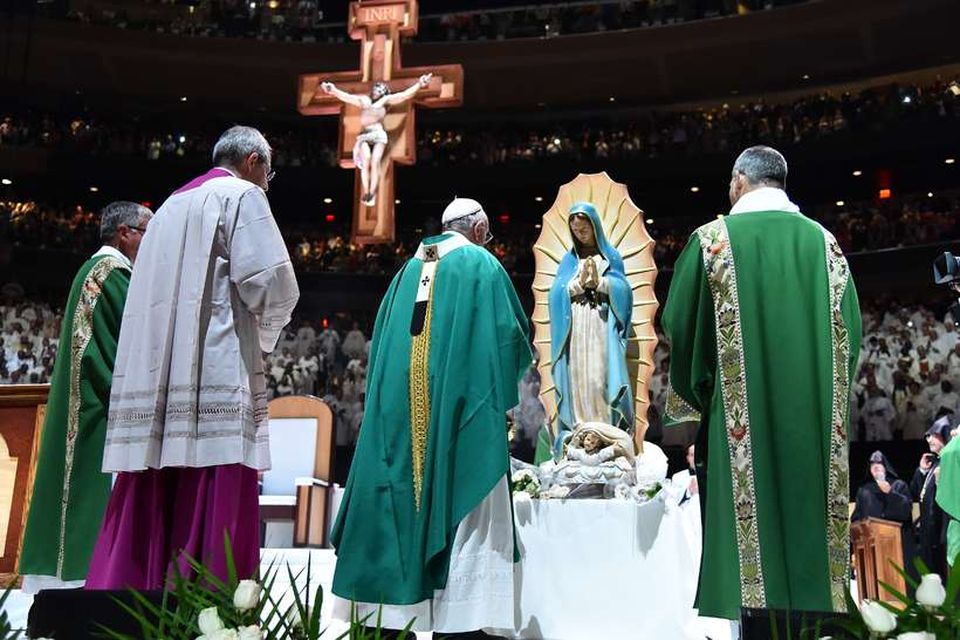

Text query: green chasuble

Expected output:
[331,232,531,605]
[936,437,960,567]
[19,250,131,582]
[663,210,861,619]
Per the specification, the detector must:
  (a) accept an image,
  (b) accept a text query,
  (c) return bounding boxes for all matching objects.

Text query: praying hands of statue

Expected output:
[580,258,601,291]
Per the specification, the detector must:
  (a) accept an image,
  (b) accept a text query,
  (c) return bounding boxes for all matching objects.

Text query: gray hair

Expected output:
[443,211,486,236]
[732,145,788,189]
[100,201,150,242]
[212,125,271,168]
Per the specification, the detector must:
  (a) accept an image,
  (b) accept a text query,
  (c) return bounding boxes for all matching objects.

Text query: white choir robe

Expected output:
[102,173,300,473]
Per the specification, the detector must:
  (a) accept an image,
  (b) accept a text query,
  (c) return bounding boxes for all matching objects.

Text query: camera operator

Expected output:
[911,415,953,579]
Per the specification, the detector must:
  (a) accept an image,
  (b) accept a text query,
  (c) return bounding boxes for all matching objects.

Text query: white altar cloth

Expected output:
[263,489,729,639]
[489,495,705,640]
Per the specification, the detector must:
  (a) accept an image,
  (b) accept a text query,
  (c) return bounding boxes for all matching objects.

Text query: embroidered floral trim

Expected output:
[696,219,766,609]
[59,256,126,577]
[409,269,436,511]
[665,382,701,424]
[823,231,852,612]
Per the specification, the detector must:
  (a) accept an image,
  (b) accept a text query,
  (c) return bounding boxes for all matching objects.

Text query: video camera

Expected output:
[934,252,960,286]
[934,251,960,323]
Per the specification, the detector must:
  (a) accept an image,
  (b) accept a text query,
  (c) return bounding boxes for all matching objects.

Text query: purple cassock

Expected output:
[85,465,260,589]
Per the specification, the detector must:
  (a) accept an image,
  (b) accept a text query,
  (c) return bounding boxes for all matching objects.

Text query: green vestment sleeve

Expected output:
[662,235,715,425]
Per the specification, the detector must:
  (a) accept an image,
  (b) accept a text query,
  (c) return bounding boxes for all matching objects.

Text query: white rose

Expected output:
[895,632,936,640]
[915,573,946,609]
[237,625,263,640]
[860,599,897,634]
[512,470,531,483]
[513,491,532,504]
[211,630,239,640]
[233,579,262,611]
[198,607,225,636]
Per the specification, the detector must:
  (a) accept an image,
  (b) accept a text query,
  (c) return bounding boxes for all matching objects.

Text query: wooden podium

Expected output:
[0,384,49,585]
[851,517,906,605]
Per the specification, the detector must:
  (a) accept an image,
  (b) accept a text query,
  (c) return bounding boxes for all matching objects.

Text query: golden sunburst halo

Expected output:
[531,172,659,451]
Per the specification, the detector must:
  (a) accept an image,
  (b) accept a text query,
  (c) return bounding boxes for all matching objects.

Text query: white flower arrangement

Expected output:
[195,582,265,640]
[96,535,334,640]
[847,569,960,639]
[511,469,540,498]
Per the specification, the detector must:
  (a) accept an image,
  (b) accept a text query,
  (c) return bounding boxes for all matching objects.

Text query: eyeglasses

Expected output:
[266,169,276,183]
[128,226,147,234]
[481,229,494,246]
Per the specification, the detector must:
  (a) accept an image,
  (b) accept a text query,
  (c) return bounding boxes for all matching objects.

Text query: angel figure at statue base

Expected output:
[565,422,635,467]
[549,422,637,490]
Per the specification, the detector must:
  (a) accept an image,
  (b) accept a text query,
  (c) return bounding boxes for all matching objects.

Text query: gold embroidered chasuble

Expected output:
[663,209,861,619]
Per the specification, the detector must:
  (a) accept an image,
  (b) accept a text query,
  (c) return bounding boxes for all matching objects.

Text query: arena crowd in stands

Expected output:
[56,0,808,45]
[2,77,956,170]
[4,189,958,276]
[416,80,958,167]
[5,292,960,448]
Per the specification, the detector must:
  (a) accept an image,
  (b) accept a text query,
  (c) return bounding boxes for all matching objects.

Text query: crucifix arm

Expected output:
[383,73,433,107]
[319,81,365,107]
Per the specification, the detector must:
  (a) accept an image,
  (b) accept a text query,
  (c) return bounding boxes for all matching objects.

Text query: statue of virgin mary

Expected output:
[548,201,634,455]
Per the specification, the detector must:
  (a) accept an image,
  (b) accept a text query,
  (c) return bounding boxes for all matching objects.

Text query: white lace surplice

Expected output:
[566,255,610,426]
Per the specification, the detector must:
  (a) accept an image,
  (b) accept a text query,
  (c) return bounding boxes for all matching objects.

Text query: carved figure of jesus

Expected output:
[320,73,432,207]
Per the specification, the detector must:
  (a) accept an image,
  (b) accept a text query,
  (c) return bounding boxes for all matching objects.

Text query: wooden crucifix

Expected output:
[298,0,464,244]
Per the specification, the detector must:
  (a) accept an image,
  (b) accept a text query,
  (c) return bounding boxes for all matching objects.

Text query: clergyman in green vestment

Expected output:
[663,146,862,620]
[18,201,153,594]
[935,422,960,569]
[330,198,532,633]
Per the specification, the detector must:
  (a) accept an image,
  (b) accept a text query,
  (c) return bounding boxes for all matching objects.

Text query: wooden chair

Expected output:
[259,395,335,547]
